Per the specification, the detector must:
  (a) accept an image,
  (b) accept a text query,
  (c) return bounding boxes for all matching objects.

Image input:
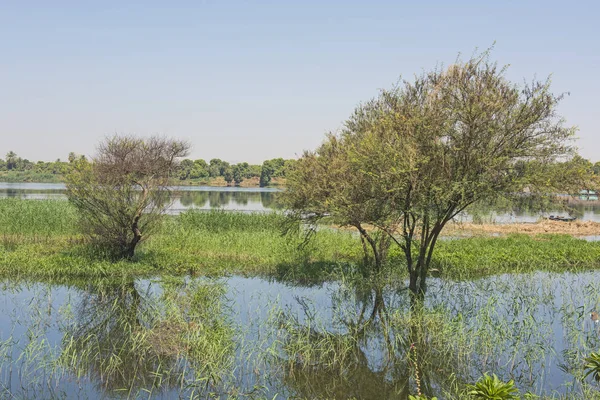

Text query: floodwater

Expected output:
[0,182,282,213]
[2,182,600,222]
[1,272,600,398]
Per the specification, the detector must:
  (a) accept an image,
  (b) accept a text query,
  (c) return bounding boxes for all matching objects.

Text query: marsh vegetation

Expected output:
[1,52,600,399]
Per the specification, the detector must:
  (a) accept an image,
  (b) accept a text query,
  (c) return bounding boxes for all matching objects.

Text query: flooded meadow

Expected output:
[2,272,600,398]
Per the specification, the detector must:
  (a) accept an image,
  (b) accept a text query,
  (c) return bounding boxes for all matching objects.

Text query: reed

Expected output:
[1,200,600,282]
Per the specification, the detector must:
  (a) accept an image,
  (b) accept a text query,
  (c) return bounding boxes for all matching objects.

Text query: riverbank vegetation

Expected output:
[1,199,600,282]
[4,268,600,399]
[0,150,296,187]
[3,52,600,399]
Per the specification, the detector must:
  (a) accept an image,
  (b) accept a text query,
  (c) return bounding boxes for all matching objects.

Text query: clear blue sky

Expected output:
[1,1,598,163]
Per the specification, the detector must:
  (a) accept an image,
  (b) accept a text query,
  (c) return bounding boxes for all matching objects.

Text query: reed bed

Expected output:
[1,199,600,282]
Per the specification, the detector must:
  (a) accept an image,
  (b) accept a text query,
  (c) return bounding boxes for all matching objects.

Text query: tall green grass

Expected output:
[174,209,287,232]
[433,234,600,279]
[0,199,77,236]
[1,199,600,281]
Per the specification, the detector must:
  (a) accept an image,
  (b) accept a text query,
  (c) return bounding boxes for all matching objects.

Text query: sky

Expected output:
[1,1,598,164]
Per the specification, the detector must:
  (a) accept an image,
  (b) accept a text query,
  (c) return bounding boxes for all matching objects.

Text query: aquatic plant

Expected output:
[584,352,600,383]
[467,373,519,399]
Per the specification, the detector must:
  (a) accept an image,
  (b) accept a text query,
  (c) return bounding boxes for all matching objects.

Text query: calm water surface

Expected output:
[0,182,282,213]
[1,272,600,398]
[2,182,599,222]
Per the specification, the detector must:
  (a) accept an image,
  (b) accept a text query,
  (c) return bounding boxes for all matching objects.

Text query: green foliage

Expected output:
[232,162,249,185]
[408,396,438,400]
[0,199,77,237]
[177,209,287,232]
[2,200,600,281]
[260,158,286,187]
[223,165,233,184]
[583,352,600,382]
[433,234,600,278]
[0,151,297,186]
[467,374,519,399]
[284,48,579,297]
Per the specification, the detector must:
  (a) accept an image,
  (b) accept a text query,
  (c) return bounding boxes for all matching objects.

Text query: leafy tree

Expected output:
[5,151,17,170]
[208,159,230,178]
[232,163,249,185]
[20,159,34,170]
[178,159,195,180]
[594,161,600,176]
[247,164,262,178]
[223,165,233,185]
[65,135,190,258]
[285,50,583,298]
[260,158,286,187]
[282,159,297,176]
[190,159,209,179]
[259,160,274,187]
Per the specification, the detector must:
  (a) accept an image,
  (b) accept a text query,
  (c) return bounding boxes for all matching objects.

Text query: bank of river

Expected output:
[2,195,600,397]
[2,182,600,223]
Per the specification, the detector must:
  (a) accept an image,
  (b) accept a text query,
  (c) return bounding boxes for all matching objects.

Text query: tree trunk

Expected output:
[125,214,142,259]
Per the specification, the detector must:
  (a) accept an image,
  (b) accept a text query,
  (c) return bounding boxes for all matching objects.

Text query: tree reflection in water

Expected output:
[276,281,475,399]
[176,190,280,210]
[59,278,234,397]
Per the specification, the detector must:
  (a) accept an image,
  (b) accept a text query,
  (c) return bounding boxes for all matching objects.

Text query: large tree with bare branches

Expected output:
[66,135,190,258]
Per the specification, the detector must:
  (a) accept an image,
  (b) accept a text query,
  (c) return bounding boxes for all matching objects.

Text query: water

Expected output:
[0,182,282,213]
[1,272,600,398]
[3,182,600,222]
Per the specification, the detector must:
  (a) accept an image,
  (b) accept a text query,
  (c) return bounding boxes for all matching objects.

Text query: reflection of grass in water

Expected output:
[272,276,600,399]
[8,275,600,397]
[58,277,235,397]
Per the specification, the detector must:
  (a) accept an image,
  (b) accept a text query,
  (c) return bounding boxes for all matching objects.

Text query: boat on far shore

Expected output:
[548,215,577,222]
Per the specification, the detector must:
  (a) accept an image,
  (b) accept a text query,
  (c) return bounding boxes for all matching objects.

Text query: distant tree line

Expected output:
[0,150,75,175]
[156,157,296,186]
[0,151,297,187]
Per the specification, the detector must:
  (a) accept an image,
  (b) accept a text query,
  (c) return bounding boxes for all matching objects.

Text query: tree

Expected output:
[285,51,582,299]
[5,151,17,170]
[247,164,262,179]
[190,159,209,179]
[223,165,234,185]
[178,159,195,179]
[260,158,286,187]
[232,162,249,185]
[594,162,600,176]
[208,159,229,178]
[65,135,190,258]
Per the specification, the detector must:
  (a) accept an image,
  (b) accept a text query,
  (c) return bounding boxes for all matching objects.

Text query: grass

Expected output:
[1,199,600,281]
[433,234,600,279]
[0,200,362,280]
[4,248,600,398]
